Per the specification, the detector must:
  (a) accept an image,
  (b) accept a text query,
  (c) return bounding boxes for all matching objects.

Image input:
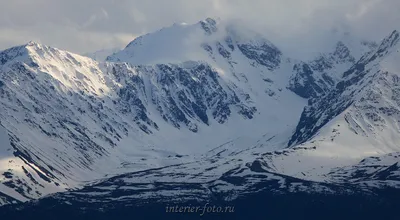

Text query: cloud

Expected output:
[0,0,399,54]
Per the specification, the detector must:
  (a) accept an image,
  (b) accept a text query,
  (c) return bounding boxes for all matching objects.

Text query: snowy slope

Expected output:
[106,18,219,65]
[0,124,20,205]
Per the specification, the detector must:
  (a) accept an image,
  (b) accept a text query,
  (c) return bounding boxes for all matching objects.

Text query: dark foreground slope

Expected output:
[1,189,399,220]
[1,170,399,220]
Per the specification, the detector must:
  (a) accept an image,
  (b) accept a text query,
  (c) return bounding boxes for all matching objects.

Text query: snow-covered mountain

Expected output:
[0,18,399,219]
[0,23,306,203]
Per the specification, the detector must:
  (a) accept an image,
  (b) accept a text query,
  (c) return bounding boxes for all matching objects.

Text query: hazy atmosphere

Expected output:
[0,0,399,55]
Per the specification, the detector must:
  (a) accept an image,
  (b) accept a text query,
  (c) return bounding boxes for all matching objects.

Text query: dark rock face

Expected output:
[148,63,256,127]
[237,42,282,70]
[217,42,231,59]
[225,36,235,51]
[288,41,360,99]
[112,65,158,134]
[311,41,356,73]
[288,62,326,99]
[107,62,257,132]
[332,41,356,64]
[200,18,218,35]
[201,43,213,55]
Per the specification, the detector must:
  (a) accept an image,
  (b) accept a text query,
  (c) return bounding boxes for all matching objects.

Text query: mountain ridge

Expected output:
[0,18,399,216]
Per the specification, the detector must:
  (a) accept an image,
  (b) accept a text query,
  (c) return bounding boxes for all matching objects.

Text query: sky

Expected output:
[0,0,399,55]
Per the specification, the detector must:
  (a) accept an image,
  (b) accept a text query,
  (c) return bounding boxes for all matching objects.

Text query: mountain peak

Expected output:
[382,29,400,47]
[203,17,219,24]
[24,40,55,53]
[389,29,399,37]
[22,41,93,62]
[375,30,399,51]
[26,40,41,47]
[357,29,400,64]
[1,40,96,71]
[199,17,220,35]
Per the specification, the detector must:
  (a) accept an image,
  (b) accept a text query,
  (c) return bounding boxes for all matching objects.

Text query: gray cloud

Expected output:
[0,0,399,54]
